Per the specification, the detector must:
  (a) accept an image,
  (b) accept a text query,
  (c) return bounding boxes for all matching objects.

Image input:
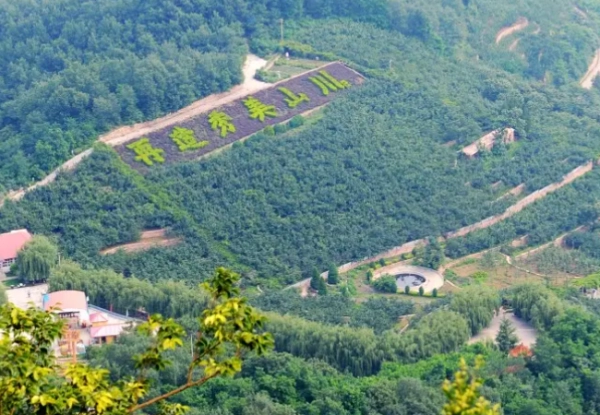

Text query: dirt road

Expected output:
[495,18,529,44]
[509,38,520,52]
[1,55,268,205]
[580,49,600,89]
[100,229,181,255]
[1,149,93,206]
[100,54,269,146]
[286,160,595,293]
[446,161,593,239]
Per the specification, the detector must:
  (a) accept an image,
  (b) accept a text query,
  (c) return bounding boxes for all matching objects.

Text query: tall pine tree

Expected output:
[496,317,518,353]
[310,267,327,295]
[327,263,339,285]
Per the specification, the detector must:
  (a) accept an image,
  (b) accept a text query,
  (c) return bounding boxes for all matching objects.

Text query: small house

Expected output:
[43,290,90,327]
[90,324,127,344]
[0,229,32,273]
[89,308,136,344]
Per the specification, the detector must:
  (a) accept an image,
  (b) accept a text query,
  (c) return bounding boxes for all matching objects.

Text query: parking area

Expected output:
[6,283,49,309]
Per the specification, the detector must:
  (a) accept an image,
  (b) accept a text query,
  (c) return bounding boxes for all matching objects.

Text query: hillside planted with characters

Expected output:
[6,0,600,414]
[5,0,600,285]
[117,63,361,169]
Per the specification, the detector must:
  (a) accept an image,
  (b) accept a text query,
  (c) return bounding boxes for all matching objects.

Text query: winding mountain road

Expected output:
[287,160,597,294]
[495,18,529,44]
[580,49,600,89]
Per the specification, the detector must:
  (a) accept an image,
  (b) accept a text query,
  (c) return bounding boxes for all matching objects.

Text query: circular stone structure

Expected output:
[373,264,444,294]
[395,273,426,291]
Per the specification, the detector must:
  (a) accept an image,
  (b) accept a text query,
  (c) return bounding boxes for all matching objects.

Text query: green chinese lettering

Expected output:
[278,87,310,109]
[208,111,237,138]
[126,138,165,166]
[243,96,278,122]
[170,127,208,151]
[309,70,351,96]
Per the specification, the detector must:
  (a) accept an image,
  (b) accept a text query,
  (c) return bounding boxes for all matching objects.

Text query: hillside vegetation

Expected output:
[54,262,600,414]
[0,0,388,192]
[5,1,600,413]
[3,3,600,284]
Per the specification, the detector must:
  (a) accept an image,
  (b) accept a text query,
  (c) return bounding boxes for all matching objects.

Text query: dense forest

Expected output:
[3,0,600,190]
[5,10,600,282]
[78,265,600,414]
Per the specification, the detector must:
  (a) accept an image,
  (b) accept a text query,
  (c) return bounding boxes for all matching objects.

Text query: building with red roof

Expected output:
[43,290,90,326]
[0,229,32,273]
[90,324,127,343]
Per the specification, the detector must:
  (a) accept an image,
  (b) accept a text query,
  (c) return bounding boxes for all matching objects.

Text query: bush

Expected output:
[404,285,410,294]
[327,263,339,285]
[444,269,458,280]
[432,288,438,298]
[366,270,373,282]
[263,126,275,136]
[471,271,489,283]
[418,286,424,296]
[274,123,289,135]
[289,115,305,129]
[373,275,397,293]
[255,69,281,83]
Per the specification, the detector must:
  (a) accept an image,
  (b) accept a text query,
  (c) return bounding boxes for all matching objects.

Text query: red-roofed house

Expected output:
[0,229,32,273]
[43,290,90,326]
[90,324,127,344]
[89,312,108,324]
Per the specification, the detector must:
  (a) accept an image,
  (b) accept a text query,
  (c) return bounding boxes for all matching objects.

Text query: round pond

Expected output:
[395,273,426,290]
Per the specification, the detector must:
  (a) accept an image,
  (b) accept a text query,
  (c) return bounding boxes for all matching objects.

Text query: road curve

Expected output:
[495,18,529,44]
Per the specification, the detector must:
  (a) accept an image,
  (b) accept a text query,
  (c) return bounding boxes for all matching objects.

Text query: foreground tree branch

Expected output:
[0,267,273,415]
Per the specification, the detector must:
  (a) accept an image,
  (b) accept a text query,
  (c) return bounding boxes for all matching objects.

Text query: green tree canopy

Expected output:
[450,287,501,335]
[16,235,58,282]
[310,268,327,295]
[327,263,339,285]
[496,318,518,353]
[373,275,397,293]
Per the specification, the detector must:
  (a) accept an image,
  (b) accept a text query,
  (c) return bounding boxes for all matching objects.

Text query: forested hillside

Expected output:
[4,1,600,283]
[3,0,600,191]
[0,0,390,191]
[8,0,600,414]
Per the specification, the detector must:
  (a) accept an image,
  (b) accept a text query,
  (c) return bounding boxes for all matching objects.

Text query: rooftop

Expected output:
[89,312,108,323]
[0,229,32,261]
[44,290,88,312]
[91,324,127,338]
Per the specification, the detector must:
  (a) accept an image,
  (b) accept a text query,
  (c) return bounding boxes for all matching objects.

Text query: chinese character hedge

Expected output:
[116,62,363,170]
